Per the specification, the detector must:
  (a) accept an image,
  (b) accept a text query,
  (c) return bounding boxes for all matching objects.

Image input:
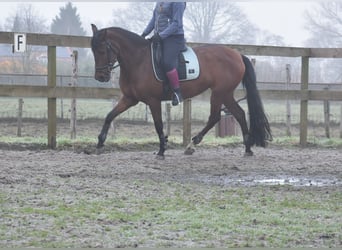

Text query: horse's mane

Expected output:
[113,27,149,46]
[93,27,149,48]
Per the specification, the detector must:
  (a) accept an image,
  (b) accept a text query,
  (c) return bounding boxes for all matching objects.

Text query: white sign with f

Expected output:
[14,33,26,53]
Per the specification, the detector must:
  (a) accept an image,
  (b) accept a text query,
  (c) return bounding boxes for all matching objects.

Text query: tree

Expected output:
[304,3,342,83]
[185,2,257,44]
[110,2,257,44]
[4,4,48,74]
[51,2,88,74]
[110,2,154,34]
[304,2,342,47]
[51,2,86,36]
[5,4,47,33]
[255,29,285,46]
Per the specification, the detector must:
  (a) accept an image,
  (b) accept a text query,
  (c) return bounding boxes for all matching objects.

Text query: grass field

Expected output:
[1,182,340,247]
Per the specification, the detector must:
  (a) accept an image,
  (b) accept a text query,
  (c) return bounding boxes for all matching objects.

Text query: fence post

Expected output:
[300,56,309,146]
[286,64,292,136]
[183,99,191,146]
[340,105,342,138]
[111,74,117,136]
[48,46,57,149]
[111,100,117,136]
[17,98,23,137]
[323,87,330,138]
[70,50,78,139]
[165,103,171,136]
[59,76,64,119]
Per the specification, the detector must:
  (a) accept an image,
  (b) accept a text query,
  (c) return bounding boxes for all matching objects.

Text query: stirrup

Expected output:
[172,92,182,106]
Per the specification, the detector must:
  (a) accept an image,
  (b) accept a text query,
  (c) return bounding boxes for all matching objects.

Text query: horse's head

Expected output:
[91,24,119,82]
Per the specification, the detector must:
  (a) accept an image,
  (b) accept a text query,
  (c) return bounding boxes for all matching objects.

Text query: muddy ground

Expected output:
[0,119,341,247]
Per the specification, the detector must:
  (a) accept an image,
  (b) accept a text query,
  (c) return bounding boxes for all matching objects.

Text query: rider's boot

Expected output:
[166,68,183,106]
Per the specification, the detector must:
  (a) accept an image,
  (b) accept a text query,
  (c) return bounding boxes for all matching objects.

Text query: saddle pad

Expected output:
[151,44,200,82]
[179,46,200,81]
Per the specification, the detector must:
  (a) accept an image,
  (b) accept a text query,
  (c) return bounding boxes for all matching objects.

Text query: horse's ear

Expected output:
[91,24,98,35]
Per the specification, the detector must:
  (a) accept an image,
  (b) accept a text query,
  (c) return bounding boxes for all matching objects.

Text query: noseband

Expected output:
[95,40,120,73]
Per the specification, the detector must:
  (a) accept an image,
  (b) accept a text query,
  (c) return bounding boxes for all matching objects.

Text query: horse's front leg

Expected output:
[97,96,138,148]
[149,101,167,159]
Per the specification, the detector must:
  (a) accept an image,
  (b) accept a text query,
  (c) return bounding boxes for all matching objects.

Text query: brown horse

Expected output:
[90,24,272,159]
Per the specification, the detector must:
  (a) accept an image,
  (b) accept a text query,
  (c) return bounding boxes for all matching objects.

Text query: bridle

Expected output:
[95,40,120,73]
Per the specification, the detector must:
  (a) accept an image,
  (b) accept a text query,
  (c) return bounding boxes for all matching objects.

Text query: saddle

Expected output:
[151,42,200,95]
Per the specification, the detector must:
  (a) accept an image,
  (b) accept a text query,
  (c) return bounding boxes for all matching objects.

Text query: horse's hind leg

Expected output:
[223,95,253,156]
[97,96,138,148]
[192,93,222,145]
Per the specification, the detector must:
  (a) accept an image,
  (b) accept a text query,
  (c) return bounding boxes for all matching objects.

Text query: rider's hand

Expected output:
[150,33,162,43]
[141,32,147,38]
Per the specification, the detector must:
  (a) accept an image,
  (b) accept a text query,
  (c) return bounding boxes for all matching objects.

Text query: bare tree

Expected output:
[185,2,257,44]
[304,2,342,83]
[255,29,285,46]
[304,2,342,47]
[5,4,47,33]
[5,4,48,74]
[110,2,257,44]
[110,2,154,34]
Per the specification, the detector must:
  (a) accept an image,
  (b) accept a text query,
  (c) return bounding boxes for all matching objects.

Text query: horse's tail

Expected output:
[241,54,272,147]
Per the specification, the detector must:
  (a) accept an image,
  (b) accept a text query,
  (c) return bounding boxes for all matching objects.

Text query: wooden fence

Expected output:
[1,31,342,148]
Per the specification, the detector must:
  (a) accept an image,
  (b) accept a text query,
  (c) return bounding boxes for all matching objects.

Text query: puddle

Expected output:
[200,175,341,187]
[251,177,339,187]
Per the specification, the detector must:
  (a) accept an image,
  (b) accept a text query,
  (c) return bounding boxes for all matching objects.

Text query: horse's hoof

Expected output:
[184,147,195,155]
[192,137,200,145]
[244,151,254,157]
[96,147,105,155]
[83,149,92,155]
[156,154,165,160]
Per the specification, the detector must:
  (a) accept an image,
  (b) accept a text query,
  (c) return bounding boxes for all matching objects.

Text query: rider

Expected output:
[142,2,186,106]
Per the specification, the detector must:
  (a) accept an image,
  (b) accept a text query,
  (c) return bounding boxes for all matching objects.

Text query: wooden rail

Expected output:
[1,31,342,57]
[1,86,342,101]
[1,31,342,148]
[0,85,121,99]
